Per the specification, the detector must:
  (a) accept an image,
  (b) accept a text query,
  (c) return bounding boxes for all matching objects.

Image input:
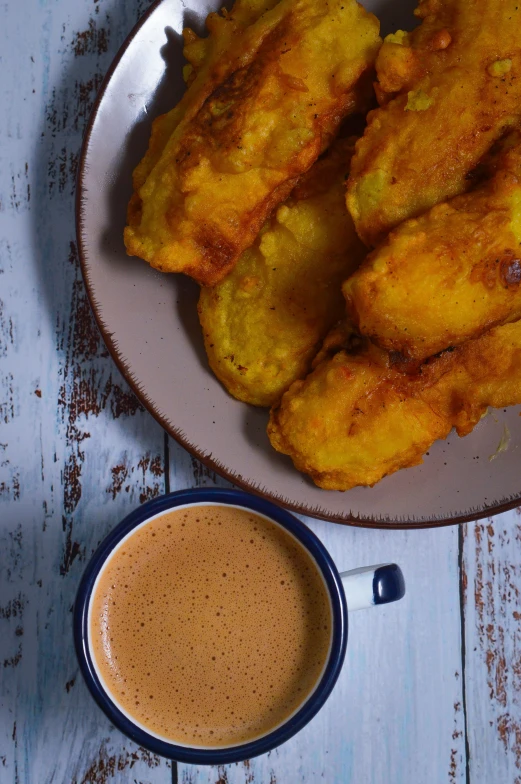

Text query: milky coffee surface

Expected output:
[90,504,332,746]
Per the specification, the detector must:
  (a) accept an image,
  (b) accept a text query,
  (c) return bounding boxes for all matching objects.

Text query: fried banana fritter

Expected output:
[124,0,380,285]
[268,320,521,490]
[198,139,366,407]
[128,0,279,221]
[346,0,521,247]
[343,132,521,362]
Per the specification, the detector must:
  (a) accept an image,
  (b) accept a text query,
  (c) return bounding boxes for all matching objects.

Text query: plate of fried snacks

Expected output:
[77,0,521,527]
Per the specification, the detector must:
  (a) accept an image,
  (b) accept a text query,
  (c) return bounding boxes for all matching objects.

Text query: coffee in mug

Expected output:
[89,503,332,747]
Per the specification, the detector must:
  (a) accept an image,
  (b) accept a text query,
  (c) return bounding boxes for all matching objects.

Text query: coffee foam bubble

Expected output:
[90,505,332,746]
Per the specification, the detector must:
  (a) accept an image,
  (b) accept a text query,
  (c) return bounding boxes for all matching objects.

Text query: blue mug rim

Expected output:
[73,488,348,764]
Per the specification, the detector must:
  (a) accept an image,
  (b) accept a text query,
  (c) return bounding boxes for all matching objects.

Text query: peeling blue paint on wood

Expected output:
[1,0,520,782]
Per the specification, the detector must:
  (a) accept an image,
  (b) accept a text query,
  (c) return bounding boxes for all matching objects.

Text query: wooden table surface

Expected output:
[1,0,521,781]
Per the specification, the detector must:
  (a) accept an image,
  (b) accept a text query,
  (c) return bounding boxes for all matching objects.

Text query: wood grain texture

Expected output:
[0,0,172,781]
[1,0,520,781]
[462,509,521,784]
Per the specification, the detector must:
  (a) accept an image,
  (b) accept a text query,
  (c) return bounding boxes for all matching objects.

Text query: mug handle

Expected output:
[339,564,405,611]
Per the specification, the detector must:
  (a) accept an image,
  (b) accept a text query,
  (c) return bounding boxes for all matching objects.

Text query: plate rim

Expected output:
[75,0,521,529]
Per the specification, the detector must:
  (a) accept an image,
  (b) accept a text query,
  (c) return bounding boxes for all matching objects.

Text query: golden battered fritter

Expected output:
[268,320,521,490]
[198,138,366,406]
[347,0,521,247]
[128,0,279,224]
[343,131,521,363]
[124,0,380,285]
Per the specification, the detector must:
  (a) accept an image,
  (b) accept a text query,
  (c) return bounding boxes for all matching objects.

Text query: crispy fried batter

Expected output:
[197,138,366,406]
[124,0,380,285]
[268,320,521,490]
[346,0,521,247]
[182,0,281,86]
[128,0,279,225]
[343,131,521,362]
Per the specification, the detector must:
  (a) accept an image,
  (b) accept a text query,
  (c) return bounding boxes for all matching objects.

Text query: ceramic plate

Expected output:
[77,0,521,527]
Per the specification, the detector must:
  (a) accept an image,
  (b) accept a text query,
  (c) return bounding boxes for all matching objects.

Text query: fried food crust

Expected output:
[346,0,521,247]
[198,138,366,406]
[127,0,280,227]
[343,132,521,362]
[124,0,380,285]
[268,320,521,490]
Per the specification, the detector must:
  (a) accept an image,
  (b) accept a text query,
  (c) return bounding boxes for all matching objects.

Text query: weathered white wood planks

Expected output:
[0,0,173,781]
[462,510,521,784]
[1,0,521,781]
